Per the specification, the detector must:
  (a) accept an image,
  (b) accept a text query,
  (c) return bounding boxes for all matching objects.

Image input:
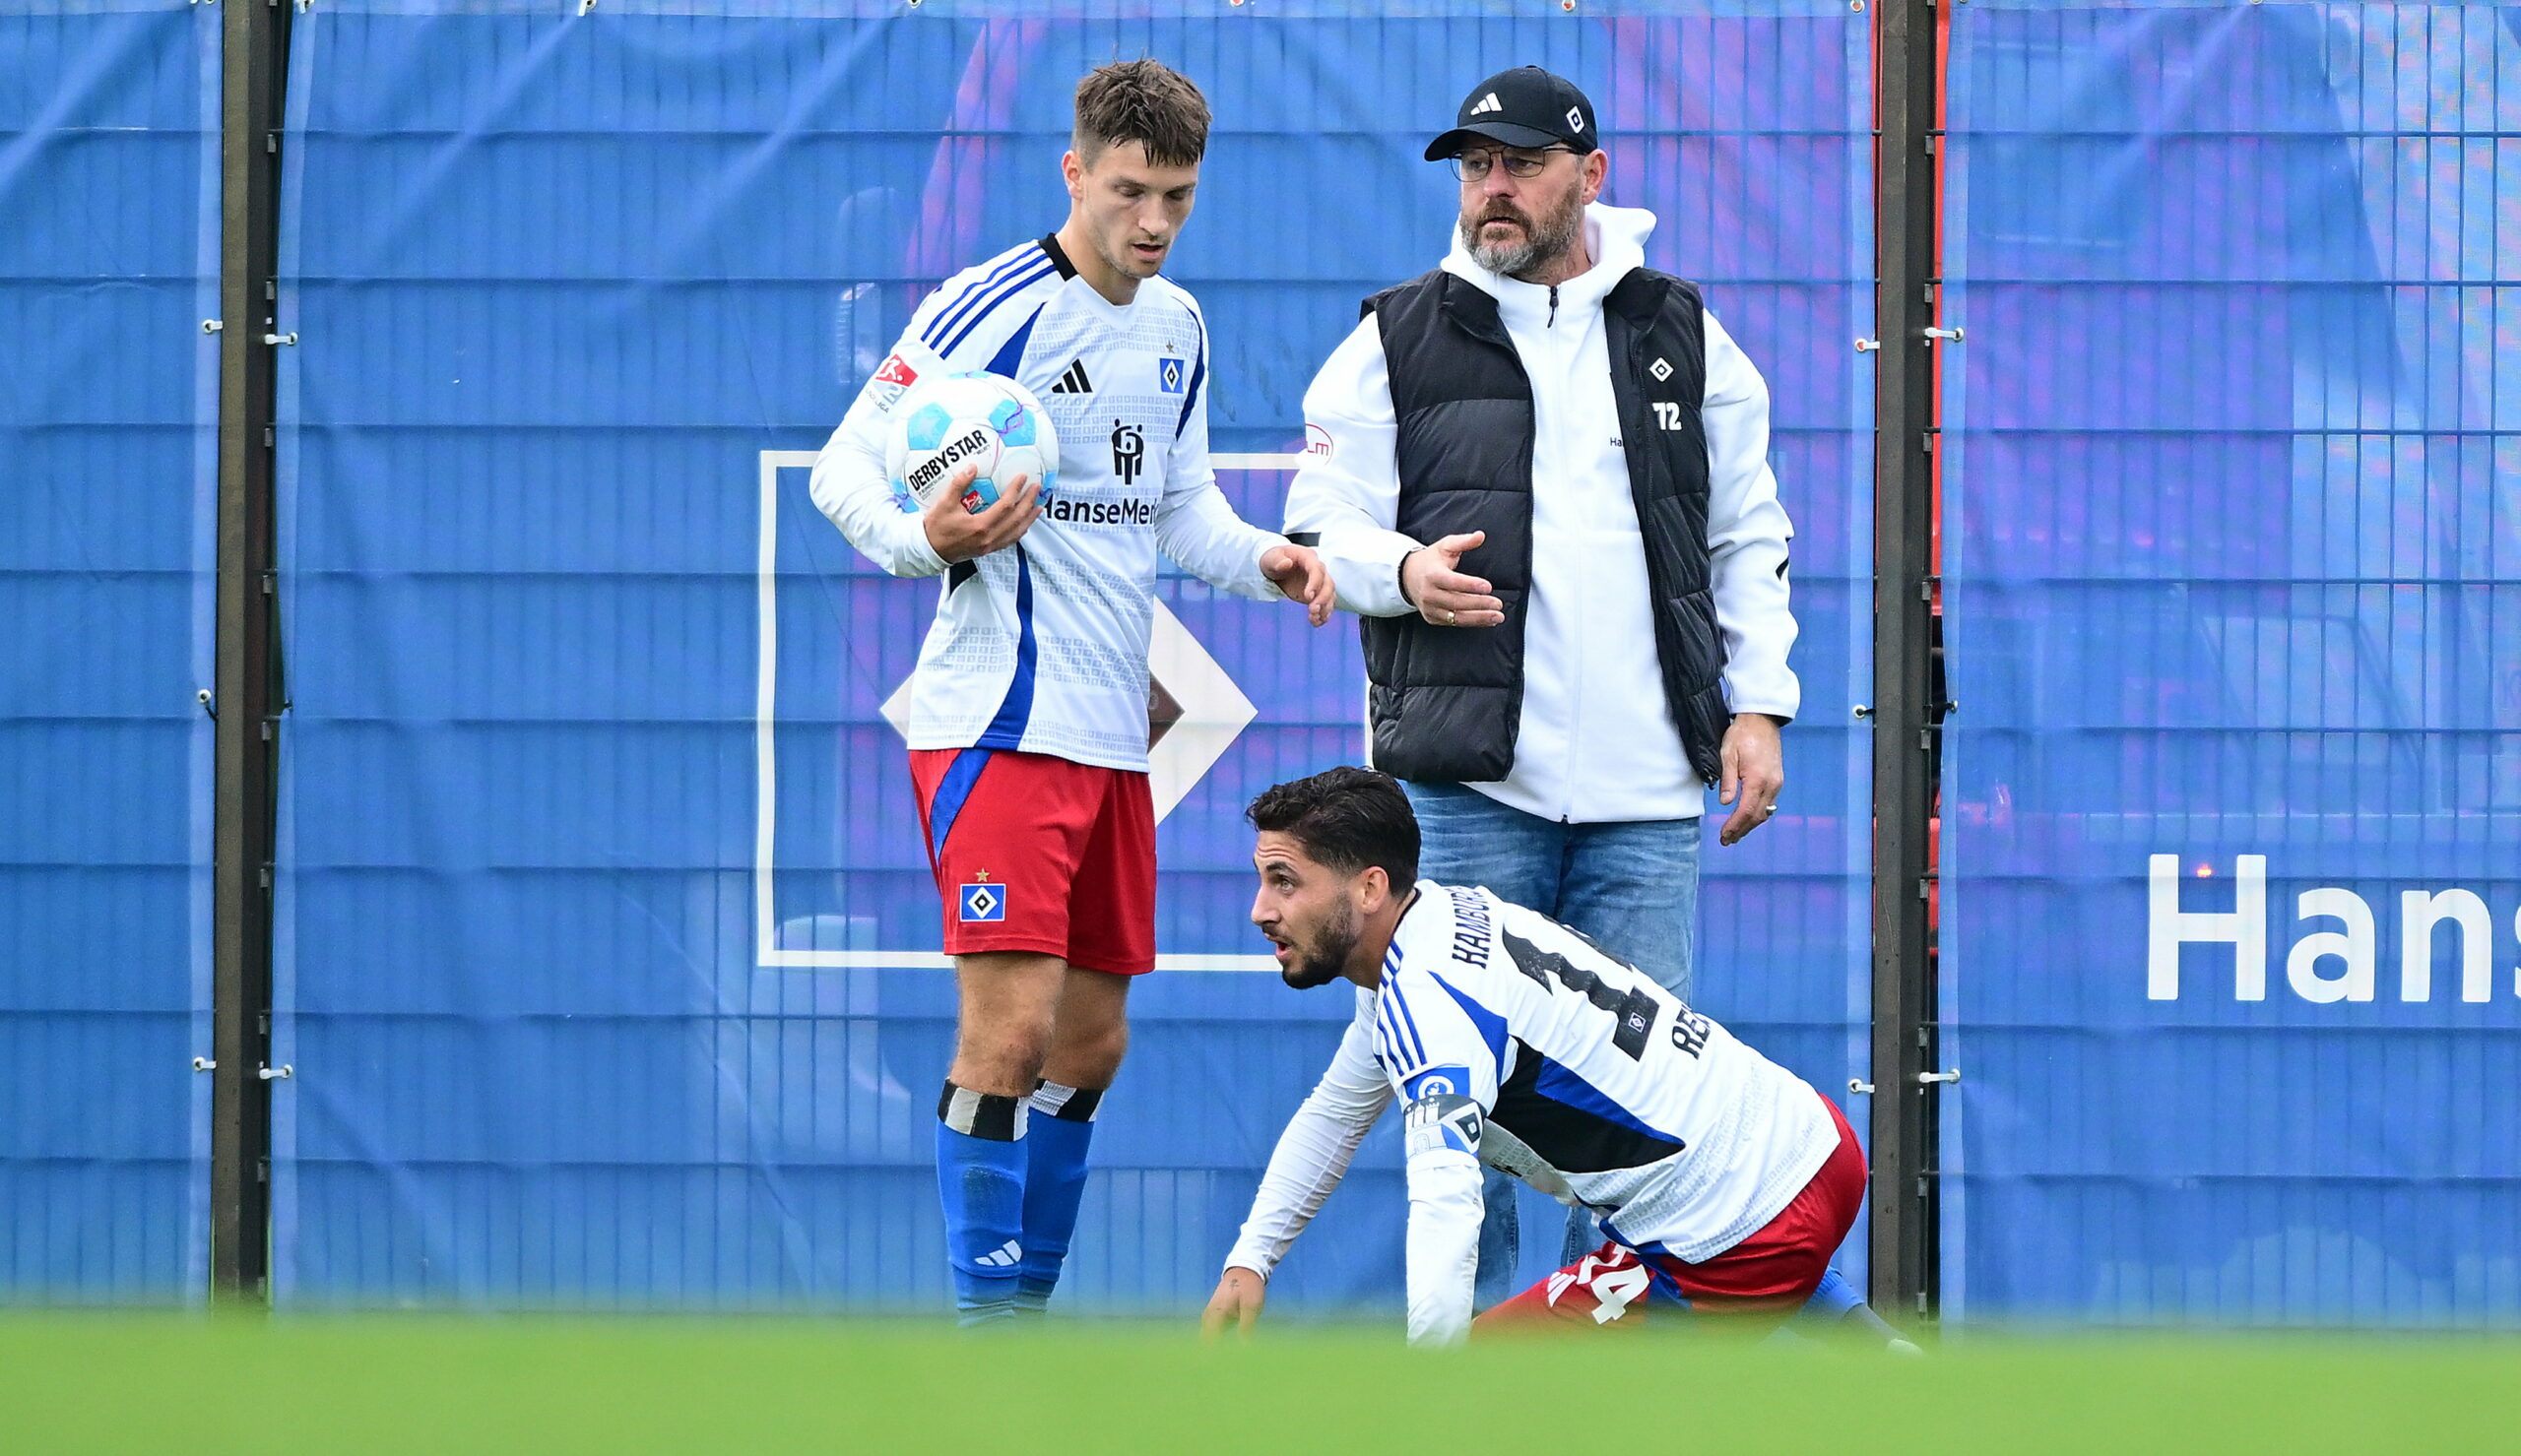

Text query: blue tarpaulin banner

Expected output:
[267,2,1875,1311]
[17,0,2514,1329]
[1940,3,2521,1325]
[16,0,2513,1328]
[0,1,220,1303]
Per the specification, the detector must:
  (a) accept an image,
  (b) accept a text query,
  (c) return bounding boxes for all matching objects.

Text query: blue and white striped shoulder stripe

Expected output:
[921,244,1060,358]
[1375,957,1431,1076]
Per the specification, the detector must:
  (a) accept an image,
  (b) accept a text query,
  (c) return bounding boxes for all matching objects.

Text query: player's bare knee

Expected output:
[1045,969,1131,1088]
[951,1026,1053,1097]
[1045,1005,1129,1088]
[1056,1031,1128,1090]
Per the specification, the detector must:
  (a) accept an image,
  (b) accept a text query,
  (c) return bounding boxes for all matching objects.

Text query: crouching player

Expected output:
[1215,767,1866,1345]
[812,61,1334,1325]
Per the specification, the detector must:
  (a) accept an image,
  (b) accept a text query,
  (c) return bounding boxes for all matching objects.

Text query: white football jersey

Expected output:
[1373,881,1839,1341]
[811,236,1284,771]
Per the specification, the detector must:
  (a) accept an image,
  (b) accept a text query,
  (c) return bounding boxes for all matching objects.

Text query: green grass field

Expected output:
[4,1314,2513,1454]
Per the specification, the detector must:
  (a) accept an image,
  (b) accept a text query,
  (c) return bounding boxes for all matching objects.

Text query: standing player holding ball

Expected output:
[812,59,1333,1326]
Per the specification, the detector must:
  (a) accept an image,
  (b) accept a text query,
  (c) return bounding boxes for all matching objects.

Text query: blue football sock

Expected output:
[1014,1081,1102,1314]
[1801,1265,1865,1320]
[937,1082,1028,1326]
[1798,1266,1907,1347]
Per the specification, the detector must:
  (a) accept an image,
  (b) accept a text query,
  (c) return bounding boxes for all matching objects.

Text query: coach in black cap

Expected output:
[1250,64,1842,1319]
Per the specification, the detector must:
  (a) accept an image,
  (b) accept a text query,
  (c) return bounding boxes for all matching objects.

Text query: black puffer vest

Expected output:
[1358,266,1729,787]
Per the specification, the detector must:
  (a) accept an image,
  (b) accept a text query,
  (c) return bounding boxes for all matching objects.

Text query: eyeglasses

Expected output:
[1450,146,1576,182]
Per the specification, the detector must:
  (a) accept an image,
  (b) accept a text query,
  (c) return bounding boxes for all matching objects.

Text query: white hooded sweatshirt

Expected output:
[1284,203,1799,823]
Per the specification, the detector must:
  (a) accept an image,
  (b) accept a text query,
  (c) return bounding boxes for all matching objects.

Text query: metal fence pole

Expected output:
[1868,0,1947,1323]
[211,0,294,1302]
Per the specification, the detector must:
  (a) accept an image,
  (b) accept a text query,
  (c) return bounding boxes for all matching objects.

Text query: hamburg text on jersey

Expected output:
[1372,881,1841,1265]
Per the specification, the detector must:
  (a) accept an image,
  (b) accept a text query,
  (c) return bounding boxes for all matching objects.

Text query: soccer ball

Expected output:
[883,371,1060,515]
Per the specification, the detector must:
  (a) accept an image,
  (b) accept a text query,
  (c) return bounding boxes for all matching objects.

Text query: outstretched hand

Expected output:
[1400,531,1505,628]
[920,464,1042,564]
[1261,543,1335,626]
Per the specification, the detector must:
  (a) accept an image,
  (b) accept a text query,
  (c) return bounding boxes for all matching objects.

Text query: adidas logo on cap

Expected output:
[1469,92,1503,115]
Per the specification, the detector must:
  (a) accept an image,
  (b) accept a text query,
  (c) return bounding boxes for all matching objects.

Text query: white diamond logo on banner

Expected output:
[878,598,1256,822]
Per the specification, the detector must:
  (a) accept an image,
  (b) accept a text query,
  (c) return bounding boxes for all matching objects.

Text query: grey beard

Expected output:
[1466,230,1543,279]
[1459,199,1584,282]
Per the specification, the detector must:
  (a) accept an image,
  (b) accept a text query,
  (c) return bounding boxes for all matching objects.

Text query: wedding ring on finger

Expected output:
[1443,608,1456,625]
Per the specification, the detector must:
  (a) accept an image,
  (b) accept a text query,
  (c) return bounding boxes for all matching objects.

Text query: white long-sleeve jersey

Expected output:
[1282,203,1799,822]
[811,235,1286,771]
[1224,881,1838,1347]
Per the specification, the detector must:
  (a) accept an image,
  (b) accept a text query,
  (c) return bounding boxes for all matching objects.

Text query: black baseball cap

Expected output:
[1423,66,1599,161]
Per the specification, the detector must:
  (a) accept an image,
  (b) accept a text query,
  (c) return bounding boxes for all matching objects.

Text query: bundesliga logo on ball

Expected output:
[884,371,1061,515]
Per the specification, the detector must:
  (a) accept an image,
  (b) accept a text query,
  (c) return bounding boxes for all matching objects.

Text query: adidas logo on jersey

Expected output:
[1049,358,1094,395]
[1469,92,1503,115]
[975,1239,1022,1269]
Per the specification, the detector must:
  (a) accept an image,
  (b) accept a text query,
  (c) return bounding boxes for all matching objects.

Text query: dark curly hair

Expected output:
[1246,767,1420,888]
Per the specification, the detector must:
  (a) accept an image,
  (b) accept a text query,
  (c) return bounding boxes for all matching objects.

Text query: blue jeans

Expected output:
[1400,780,1702,1307]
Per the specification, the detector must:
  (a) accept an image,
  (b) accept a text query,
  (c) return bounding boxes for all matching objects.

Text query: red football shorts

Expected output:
[908,747,1157,977]
[1474,1093,1867,1333]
